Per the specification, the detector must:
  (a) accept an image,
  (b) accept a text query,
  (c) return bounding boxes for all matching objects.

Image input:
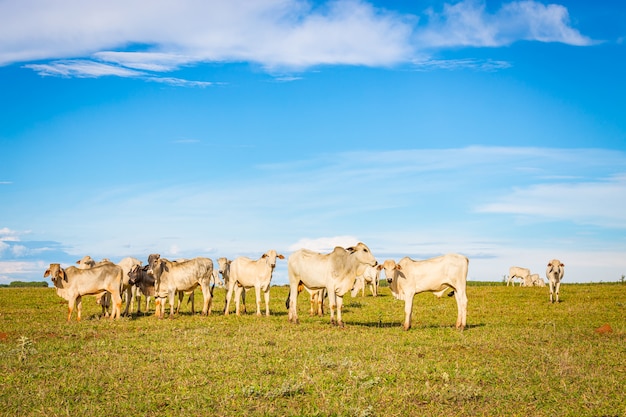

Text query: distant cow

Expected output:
[528,273,545,287]
[44,262,123,321]
[148,254,214,318]
[507,266,530,287]
[546,259,565,303]
[287,242,377,327]
[350,265,379,297]
[379,254,469,331]
[225,250,284,316]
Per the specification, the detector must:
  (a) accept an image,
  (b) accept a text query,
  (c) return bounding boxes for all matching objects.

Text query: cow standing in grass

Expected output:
[546,259,565,303]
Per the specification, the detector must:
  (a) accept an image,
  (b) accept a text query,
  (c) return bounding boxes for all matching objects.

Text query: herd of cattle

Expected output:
[42,242,565,330]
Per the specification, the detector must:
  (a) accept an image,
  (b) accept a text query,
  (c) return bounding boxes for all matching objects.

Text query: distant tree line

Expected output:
[0,281,49,288]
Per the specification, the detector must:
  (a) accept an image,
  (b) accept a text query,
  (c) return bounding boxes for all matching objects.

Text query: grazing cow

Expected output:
[379,254,469,331]
[507,266,530,287]
[44,262,123,321]
[350,265,380,297]
[546,259,565,303]
[531,274,546,287]
[225,250,284,316]
[128,265,155,315]
[287,242,377,327]
[148,254,214,318]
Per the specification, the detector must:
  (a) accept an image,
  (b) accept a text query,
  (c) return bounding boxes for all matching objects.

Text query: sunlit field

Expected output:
[1,282,624,416]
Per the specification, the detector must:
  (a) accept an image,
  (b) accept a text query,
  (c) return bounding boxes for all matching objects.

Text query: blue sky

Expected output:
[1,0,625,285]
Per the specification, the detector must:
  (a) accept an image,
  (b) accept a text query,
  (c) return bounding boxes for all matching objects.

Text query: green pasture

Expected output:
[0,283,624,416]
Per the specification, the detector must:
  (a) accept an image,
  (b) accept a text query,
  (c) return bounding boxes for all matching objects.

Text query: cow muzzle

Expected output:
[386,278,393,284]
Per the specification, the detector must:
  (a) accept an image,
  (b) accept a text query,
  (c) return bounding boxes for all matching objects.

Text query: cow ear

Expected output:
[396,264,402,271]
[278,254,285,259]
[44,269,50,278]
[547,263,551,267]
[560,263,564,267]
[61,269,68,282]
[262,253,268,258]
[346,246,355,253]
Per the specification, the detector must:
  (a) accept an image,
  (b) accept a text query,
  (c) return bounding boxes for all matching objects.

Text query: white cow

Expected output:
[531,274,546,287]
[378,254,469,331]
[148,254,214,318]
[546,259,565,303]
[117,257,143,316]
[75,256,114,317]
[217,257,246,314]
[507,266,530,287]
[350,265,379,297]
[225,250,284,316]
[287,242,378,327]
[44,262,123,321]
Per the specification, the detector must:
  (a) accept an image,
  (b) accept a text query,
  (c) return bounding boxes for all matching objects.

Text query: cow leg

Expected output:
[403,295,414,331]
[75,296,83,322]
[336,295,345,327]
[190,292,195,315]
[169,291,176,318]
[328,291,337,325]
[234,286,244,315]
[454,287,468,330]
[555,281,561,303]
[241,289,247,314]
[122,286,132,316]
[225,284,235,315]
[288,283,299,324]
[254,286,262,316]
[201,284,212,316]
[263,287,270,316]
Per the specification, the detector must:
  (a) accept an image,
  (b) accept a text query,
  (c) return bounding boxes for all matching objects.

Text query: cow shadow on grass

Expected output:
[346,321,486,330]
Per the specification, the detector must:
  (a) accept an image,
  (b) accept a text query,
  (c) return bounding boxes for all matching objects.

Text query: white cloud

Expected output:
[24,60,143,78]
[0,0,592,76]
[415,0,593,48]
[477,174,626,228]
[0,227,20,242]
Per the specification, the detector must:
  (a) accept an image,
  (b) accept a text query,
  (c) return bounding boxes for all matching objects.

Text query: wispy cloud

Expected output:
[1,0,592,77]
[477,174,626,228]
[415,0,594,48]
[24,60,143,78]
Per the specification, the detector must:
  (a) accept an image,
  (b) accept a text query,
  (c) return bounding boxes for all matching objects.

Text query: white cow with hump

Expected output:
[546,259,565,303]
[507,266,530,287]
[44,262,124,321]
[287,242,377,327]
[148,254,214,318]
[225,250,284,316]
[379,253,469,331]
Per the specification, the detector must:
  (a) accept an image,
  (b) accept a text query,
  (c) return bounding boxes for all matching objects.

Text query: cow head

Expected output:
[128,264,143,286]
[346,242,377,269]
[261,249,285,269]
[76,255,96,269]
[378,259,402,284]
[44,263,66,284]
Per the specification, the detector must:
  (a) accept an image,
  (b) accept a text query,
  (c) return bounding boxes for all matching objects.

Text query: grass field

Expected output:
[1,282,624,416]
